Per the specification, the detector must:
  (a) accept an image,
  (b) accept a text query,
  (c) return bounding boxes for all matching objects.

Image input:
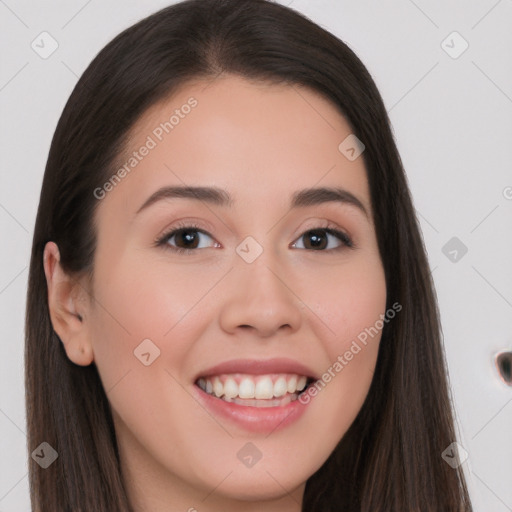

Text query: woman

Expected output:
[25,0,473,510]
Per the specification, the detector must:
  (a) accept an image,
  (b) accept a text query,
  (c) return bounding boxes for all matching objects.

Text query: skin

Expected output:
[44,74,387,512]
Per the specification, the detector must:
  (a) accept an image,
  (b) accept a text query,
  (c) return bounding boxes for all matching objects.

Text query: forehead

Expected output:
[99,74,372,220]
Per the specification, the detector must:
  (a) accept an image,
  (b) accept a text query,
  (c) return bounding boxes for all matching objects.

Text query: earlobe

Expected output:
[43,241,94,366]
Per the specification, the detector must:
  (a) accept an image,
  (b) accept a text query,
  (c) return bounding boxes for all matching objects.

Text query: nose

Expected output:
[218,255,303,338]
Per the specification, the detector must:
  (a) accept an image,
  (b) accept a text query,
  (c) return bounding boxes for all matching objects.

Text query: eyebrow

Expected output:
[136,185,368,218]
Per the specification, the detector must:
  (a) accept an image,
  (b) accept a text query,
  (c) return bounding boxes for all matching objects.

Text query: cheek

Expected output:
[306,251,387,355]
[299,253,387,432]
[85,256,190,407]
[86,256,216,473]
[87,250,225,422]
[89,251,212,353]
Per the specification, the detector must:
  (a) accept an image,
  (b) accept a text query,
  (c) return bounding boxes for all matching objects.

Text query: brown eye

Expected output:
[157,225,218,254]
[292,228,353,251]
[171,228,203,250]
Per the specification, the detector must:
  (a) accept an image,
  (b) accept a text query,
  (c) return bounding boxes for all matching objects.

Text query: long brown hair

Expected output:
[25,0,473,510]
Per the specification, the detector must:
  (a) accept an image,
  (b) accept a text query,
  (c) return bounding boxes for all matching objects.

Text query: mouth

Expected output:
[192,359,318,432]
[194,373,316,408]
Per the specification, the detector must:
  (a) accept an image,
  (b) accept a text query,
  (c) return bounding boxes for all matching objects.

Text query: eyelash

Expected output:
[154,221,354,254]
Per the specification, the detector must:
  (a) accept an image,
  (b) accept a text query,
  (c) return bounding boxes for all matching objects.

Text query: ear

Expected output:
[43,241,94,366]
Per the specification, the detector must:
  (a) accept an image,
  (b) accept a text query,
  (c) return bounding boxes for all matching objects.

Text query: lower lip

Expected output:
[194,385,312,433]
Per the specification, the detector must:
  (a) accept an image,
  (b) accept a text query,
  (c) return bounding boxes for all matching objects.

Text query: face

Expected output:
[82,75,386,509]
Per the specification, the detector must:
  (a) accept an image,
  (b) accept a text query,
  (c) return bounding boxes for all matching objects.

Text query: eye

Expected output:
[155,221,354,254]
[156,223,219,254]
[291,224,353,252]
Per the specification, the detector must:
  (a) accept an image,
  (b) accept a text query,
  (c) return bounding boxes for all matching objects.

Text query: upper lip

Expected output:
[194,357,319,381]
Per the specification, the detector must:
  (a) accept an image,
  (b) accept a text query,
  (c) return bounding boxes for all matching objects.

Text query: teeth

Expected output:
[255,376,274,399]
[224,378,238,399]
[274,376,288,397]
[287,375,297,394]
[196,373,310,401]
[232,394,295,408]
[297,376,307,392]
[238,377,255,399]
[213,377,223,397]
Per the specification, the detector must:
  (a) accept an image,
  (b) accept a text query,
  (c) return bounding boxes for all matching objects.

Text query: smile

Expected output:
[196,373,313,408]
[192,358,318,432]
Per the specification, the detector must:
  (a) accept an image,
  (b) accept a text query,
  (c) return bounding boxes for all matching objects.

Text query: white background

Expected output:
[1,1,511,510]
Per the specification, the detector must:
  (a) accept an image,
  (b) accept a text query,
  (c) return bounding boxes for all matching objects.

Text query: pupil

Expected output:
[179,229,198,248]
[308,230,326,249]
